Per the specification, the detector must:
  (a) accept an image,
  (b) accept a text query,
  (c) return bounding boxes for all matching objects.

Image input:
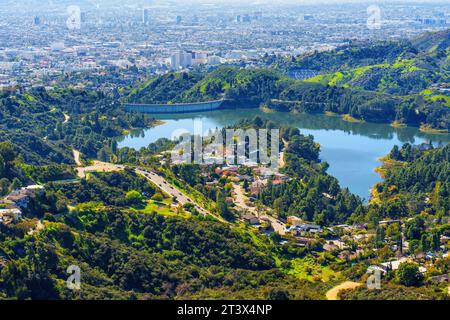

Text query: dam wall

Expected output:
[124,100,224,114]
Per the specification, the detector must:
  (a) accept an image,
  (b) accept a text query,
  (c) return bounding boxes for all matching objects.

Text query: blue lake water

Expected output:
[118,109,450,201]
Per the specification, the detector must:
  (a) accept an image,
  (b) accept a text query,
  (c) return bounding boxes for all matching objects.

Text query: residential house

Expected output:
[250,179,266,196]
[0,208,22,225]
[368,258,427,275]
[5,185,44,209]
[286,217,322,234]
[294,237,316,247]
[323,242,340,252]
[242,212,259,225]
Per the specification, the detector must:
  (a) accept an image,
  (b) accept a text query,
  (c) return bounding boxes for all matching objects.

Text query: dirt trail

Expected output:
[76,161,124,179]
[73,149,82,166]
[28,220,45,236]
[73,149,124,178]
[63,113,70,123]
[326,281,362,300]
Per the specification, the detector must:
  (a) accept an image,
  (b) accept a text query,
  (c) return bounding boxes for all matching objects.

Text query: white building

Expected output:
[207,56,221,65]
[142,8,150,25]
[170,51,193,70]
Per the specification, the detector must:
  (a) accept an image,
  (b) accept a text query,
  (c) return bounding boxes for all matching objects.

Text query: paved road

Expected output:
[233,184,286,235]
[262,213,286,235]
[233,184,256,214]
[135,168,209,216]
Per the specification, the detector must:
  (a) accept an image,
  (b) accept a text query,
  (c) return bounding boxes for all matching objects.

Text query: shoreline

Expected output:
[125,103,449,135]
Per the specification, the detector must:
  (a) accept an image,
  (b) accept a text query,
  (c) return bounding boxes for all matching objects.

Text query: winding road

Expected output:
[135,168,210,216]
[233,184,286,235]
[73,150,212,218]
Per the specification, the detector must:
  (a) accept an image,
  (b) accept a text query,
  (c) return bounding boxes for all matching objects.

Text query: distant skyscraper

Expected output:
[242,14,251,23]
[176,15,182,24]
[207,56,221,65]
[142,8,150,25]
[253,12,263,20]
[34,16,41,26]
[170,51,193,70]
[170,53,180,70]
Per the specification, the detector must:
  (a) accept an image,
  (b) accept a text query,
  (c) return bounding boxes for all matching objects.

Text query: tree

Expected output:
[10,178,22,191]
[0,154,5,177]
[97,148,110,162]
[420,234,429,253]
[396,262,423,287]
[0,141,16,163]
[126,190,144,205]
[375,226,386,248]
[431,232,440,252]
[389,145,401,160]
[0,178,10,196]
[273,198,283,217]
[151,192,164,202]
[243,179,249,192]
[267,288,290,300]
[216,190,232,220]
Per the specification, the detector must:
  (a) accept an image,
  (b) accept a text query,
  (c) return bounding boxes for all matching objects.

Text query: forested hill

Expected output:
[126,29,450,131]
[0,170,327,300]
[374,144,450,217]
[0,88,154,165]
[126,67,286,106]
[278,29,450,96]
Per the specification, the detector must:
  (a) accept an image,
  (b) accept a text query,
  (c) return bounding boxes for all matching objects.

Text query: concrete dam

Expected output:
[124,100,224,114]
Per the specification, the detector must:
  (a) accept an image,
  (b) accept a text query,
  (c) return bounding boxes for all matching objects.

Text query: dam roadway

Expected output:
[124,100,224,114]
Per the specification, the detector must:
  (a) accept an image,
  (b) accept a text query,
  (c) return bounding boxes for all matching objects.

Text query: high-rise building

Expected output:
[176,15,182,24]
[194,52,207,60]
[142,8,150,25]
[253,12,263,20]
[181,51,193,69]
[34,16,41,26]
[207,56,221,65]
[170,51,193,70]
